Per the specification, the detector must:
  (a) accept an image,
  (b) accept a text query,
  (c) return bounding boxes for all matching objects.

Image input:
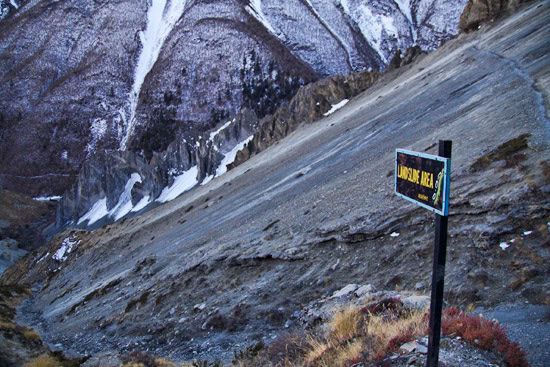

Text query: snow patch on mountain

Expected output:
[209,119,235,142]
[78,199,108,226]
[245,0,282,40]
[120,0,188,150]
[53,235,80,262]
[394,0,413,26]
[156,166,199,203]
[352,5,398,63]
[216,136,254,177]
[77,173,144,225]
[131,195,151,213]
[324,99,349,116]
[87,118,108,155]
[109,173,143,221]
[33,196,62,202]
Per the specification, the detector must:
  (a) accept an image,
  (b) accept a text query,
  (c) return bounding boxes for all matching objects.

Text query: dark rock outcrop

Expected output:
[230,69,380,168]
[459,0,525,32]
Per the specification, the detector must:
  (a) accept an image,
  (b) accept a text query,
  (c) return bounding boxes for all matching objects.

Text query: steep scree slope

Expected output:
[2,1,549,363]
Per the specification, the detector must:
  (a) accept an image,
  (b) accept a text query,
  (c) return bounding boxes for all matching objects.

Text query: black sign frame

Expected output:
[395,149,451,216]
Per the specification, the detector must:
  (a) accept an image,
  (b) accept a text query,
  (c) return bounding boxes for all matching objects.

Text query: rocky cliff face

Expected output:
[56,66,382,228]
[0,0,469,200]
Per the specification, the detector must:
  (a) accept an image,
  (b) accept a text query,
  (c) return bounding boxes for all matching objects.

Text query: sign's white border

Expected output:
[395,149,451,216]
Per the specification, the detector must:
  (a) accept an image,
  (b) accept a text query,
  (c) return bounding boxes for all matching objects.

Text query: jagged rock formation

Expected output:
[230,68,381,168]
[57,108,257,227]
[0,0,469,198]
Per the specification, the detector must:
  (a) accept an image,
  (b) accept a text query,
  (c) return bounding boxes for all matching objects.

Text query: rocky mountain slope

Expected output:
[2,1,548,364]
[0,0,469,199]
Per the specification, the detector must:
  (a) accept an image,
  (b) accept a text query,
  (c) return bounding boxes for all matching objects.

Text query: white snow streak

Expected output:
[394,0,413,27]
[156,166,199,203]
[9,0,18,10]
[499,242,510,250]
[33,196,62,202]
[37,252,50,263]
[87,118,108,154]
[131,195,151,213]
[201,175,214,186]
[216,136,254,177]
[209,119,234,141]
[324,99,349,116]
[245,0,283,40]
[120,0,188,150]
[78,198,109,225]
[110,173,142,221]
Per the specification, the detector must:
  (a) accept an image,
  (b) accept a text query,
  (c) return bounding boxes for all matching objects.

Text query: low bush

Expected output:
[442,307,528,367]
[22,328,41,341]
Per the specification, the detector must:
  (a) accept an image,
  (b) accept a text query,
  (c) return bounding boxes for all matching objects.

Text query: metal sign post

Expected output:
[395,140,452,367]
[426,140,451,367]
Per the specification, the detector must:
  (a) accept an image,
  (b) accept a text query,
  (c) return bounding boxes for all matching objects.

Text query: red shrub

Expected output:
[441,309,528,367]
[387,331,414,352]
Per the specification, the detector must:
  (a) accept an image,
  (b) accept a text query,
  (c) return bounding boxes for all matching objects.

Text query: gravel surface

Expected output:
[476,303,550,367]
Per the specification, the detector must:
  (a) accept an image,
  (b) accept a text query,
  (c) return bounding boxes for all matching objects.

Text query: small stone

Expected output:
[416,344,427,354]
[407,356,418,365]
[194,303,206,312]
[414,282,426,290]
[330,284,359,298]
[355,284,375,297]
[400,342,417,354]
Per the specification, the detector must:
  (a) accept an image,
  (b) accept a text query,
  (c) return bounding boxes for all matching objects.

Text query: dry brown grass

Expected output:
[23,354,60,367]
[363,307,427,359]
[0,321,16,329]
[22,328,41,341]
[289,304,428,366]
[329,306,362,341]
